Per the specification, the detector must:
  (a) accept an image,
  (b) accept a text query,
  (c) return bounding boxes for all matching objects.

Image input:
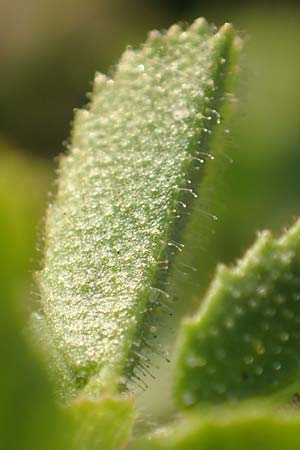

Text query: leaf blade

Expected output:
[131,404,300,450]
[39,19,238,396]
[175,219,300,407]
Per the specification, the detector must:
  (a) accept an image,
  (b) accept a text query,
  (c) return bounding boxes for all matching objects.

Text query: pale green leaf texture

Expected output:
[68,396,134,450]
[131,405,300,450]
[175,219,300,407]
[38,19,238,396]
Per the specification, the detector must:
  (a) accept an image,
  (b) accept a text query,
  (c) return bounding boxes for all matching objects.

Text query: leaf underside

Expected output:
[38,18,237,397]
[175,219,300,407]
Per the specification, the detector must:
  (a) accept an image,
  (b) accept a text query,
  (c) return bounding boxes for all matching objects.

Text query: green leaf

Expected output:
[30,312,77,400]
[38,18,238,397]
[0,276,66,450]
[31,320,135,449]
[175,219,300,407]
[131,404,300,450]
[0,142,50,306]
[0,144,67,450]
[68,396,134,450]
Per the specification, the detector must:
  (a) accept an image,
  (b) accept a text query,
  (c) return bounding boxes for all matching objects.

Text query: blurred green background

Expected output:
[0,0,300,446]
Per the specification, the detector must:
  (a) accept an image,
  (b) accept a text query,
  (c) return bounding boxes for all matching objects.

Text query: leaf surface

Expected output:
[0,276,66,450]
[38,18,238,396]
[131,405,300,450]
[68,396,134,450]
[175,220,300,407]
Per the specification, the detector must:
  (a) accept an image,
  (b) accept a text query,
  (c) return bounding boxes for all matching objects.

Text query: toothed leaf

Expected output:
[38,19,237,396]
[175,219,300,407]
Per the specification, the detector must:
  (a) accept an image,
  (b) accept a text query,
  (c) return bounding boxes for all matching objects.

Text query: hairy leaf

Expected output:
[38,18,238,396]
[175,219,300,407]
